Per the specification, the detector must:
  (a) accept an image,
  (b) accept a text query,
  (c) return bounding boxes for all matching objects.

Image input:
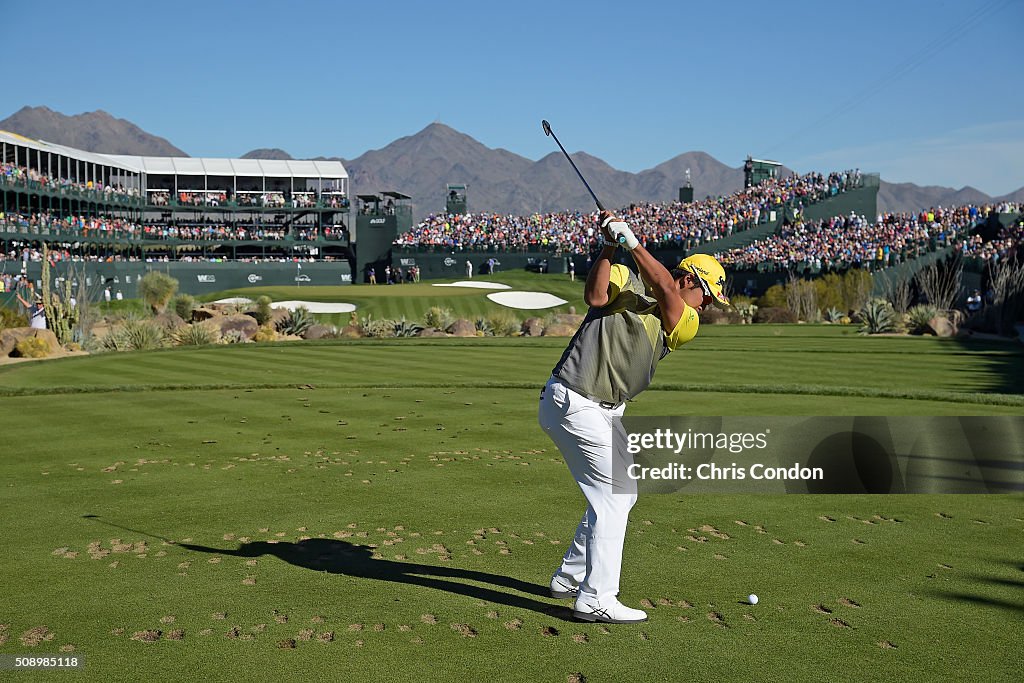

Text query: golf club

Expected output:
[541,119,606,213]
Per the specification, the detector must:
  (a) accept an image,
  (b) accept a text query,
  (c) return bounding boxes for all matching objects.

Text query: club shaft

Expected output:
[545,127,605,212]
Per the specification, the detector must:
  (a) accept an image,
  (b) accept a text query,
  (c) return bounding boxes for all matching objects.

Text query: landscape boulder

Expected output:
[216,314,260,340]
[302,324,334,340]
[520,317,544,337]
[1,327,60,358]
[927,316,955,337]
[447,319,476,337]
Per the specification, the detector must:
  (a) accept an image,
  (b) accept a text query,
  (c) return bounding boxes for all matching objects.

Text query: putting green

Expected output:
[0,328,1021,681]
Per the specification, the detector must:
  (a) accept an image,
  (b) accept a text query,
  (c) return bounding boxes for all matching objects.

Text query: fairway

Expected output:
[1,327,1021,681]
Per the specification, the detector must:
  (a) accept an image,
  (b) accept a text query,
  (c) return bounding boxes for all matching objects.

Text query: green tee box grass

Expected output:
[0,326,1021,681]
[200,270,588,325]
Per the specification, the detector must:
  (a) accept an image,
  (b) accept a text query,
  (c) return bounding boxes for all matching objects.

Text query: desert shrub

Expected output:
[137,271,179,314]
[786,277,819,322]
[103,319,166,351]
[363,317,399,338]
[699,308,739,324]
[423,306,455,330]
[172,294,196,321]
[486,311,520,337]
[813,273,845,314]
[14,336,51,358]
[174,322,221,346]
[858,298,899,335]
[0,307,29,330]
[394,317,424,337]
[823,306,844,323]
[841,270,874,312]
[253,326,278,343]
[474,318,494,336]
[753,307,798,323]
[906,304,941,335]
[757,284,787,309]
[221,329,248,344]
[246,295,274,326]
[275,306,315,337]
[735,302,758,324]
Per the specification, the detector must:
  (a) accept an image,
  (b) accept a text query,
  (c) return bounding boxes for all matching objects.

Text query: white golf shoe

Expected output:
[573,596,648,623]
[549,574,580,599]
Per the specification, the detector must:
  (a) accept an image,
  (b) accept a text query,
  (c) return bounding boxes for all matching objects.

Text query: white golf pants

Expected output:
[538,377,638,603]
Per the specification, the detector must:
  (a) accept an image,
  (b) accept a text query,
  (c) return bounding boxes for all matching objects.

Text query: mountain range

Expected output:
[3,106,1021,218]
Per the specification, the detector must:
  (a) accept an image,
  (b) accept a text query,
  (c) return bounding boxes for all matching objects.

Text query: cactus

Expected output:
[275,306,315,337]
[41,244,80,346]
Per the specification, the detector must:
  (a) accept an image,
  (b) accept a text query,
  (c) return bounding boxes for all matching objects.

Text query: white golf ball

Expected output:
[748,594,759,605]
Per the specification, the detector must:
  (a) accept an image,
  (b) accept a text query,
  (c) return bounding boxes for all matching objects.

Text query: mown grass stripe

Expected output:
[3,380,1022,407]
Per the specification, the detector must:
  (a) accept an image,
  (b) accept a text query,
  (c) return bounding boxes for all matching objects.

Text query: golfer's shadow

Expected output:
[180,539,572,620]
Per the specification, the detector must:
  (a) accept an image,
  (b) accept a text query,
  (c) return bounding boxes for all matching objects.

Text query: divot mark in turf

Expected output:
[252,624,267,633]
[678,600,693,609]
[572,633,589,644]
[59,644,75,652]
[20,626,55,647]
[160,616,176,624]
[818,516,836,522]
[677,616,691,623]
[486,611,499,619]
[296,629,314,641]
[166,629,185,641]
[110,628,124,637]
[347,624,364,632]
[828,618,852,629]
[640,599,655,609]
[936,512,952,519]
[838,598,861,608]
[938,563,953,570]
[277,639,297,649]
[451,623,478,638]
[878,640,898,649]
[373,624,385,632]
[735,520,749,526]
[420,615,437,625]
[504,619,523,631]
[212,612,227,620]
[199,628,213,636]
[657,598,673,606]
[318,631,335,643]
[813,604,833,615]
[743,614,756,621]
[852,539,866,545]
[568,673,587,683]
[541,626,560,637]
[714,553,727,560]
[706,613,727,628]
[130,630,161,643]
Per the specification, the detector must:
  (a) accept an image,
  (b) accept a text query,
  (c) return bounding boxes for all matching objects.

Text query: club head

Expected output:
[541,120,552,137]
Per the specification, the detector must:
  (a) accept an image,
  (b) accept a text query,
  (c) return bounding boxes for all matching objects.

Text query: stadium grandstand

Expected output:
[2,126,1019,301]
[0,130,353,296]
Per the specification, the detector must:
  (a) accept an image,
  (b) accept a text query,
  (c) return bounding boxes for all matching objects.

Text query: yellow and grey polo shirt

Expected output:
[552,264,699,405]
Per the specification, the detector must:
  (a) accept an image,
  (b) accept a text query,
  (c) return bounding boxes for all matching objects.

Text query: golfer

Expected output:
[538,211,730,623]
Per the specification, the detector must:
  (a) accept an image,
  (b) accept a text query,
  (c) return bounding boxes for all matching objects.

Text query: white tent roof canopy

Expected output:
[105,155,348,179]
[0,130,347,180]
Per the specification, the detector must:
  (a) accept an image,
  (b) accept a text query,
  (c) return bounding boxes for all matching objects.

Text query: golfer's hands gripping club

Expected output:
[600,213,639,251]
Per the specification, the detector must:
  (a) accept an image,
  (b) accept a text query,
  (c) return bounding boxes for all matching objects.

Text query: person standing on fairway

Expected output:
[538,211,730,623]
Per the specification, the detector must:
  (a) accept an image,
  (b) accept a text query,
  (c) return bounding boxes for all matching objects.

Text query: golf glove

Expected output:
[602,217,639,251]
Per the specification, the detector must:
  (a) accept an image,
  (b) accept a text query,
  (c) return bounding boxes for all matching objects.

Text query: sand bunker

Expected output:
[213,297,254,304]
[271,301,357,313]
[487,291,567,310]
[432,281,511,290]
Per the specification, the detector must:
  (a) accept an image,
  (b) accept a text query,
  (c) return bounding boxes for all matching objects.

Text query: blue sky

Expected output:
[3,0,1021,195]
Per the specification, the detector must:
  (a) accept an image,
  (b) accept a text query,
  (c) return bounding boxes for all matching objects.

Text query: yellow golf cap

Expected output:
[677,254,731,309]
